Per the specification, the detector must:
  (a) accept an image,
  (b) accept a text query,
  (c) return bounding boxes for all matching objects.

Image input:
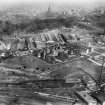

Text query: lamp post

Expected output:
[98,54,105,86]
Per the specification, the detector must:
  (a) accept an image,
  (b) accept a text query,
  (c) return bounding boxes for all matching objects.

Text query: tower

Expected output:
[47,3,52,15]
[48,4,51,13]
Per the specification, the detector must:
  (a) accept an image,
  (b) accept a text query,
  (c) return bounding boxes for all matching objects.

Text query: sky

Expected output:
[0,0,96,3]
[0,0,102,4]
[0,0,104,9]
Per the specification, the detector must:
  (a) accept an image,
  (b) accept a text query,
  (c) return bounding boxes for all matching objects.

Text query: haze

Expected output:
[0,0,105,10]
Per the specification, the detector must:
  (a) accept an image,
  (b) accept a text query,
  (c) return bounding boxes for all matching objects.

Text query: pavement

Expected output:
[88,58,103,66]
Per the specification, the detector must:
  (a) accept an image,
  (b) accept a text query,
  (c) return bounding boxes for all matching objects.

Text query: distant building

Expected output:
[37,4,59,19]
